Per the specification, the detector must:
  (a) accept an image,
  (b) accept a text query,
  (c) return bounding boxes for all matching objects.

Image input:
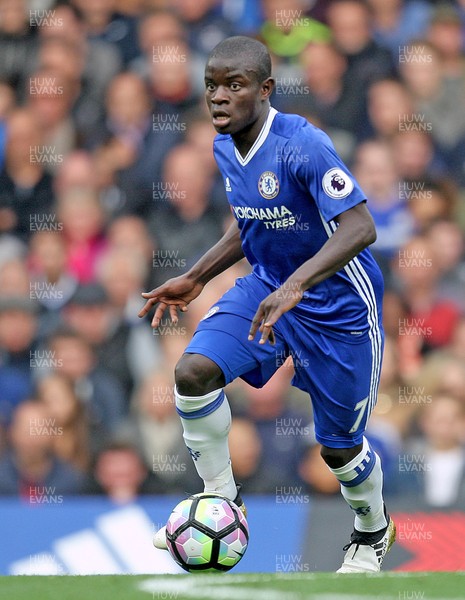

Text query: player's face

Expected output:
[204,57,272,136]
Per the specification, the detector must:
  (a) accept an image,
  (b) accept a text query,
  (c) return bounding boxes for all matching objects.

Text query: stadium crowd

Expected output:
[0,0,465,509]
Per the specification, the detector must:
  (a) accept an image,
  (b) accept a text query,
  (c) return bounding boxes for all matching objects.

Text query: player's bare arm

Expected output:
[249,202,376,344]
[138,220,244,327]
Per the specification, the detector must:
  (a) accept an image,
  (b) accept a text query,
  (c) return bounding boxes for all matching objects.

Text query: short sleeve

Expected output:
[291,126,367,222]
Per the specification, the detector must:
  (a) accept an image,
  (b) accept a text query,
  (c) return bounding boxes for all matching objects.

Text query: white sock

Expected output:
[329,437,387,533]
[175,386,237,501]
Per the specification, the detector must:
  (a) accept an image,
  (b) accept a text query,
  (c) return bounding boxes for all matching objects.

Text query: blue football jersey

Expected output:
[213,107,384,336]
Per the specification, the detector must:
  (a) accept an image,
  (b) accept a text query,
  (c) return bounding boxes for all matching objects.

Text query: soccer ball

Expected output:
[165,493,249,572]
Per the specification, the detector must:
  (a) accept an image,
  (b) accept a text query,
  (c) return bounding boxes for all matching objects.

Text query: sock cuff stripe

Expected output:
[174,385,223,403]
[339,450,376,488]
[331,437,370,476]
[176,390,225,420]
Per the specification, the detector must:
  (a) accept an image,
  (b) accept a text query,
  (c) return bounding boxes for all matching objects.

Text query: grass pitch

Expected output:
[0,572,464,600]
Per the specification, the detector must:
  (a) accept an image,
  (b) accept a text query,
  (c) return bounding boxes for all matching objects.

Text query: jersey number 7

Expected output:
[349,397,369,434]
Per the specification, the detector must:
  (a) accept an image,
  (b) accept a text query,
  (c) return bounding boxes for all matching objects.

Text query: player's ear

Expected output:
[261,77,275,100]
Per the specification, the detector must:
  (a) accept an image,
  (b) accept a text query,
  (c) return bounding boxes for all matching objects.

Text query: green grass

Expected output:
[1,572,464,600]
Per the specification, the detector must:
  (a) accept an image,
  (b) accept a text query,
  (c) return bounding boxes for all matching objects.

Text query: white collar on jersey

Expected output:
[234,106,278,166]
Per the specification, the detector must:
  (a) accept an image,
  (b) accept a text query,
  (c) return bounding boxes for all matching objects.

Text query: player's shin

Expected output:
[329,437,387,533]
[174,386,237,501]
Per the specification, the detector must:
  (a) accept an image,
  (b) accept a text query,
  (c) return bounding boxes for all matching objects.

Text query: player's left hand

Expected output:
[248,283,303,345]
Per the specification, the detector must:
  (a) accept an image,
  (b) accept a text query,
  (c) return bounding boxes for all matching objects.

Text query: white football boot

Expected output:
[153,525,169,550]
[153,484,247,551]
[337,512,396,573]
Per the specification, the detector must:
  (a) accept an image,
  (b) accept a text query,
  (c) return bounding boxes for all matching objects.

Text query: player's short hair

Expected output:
[207,36,272,84]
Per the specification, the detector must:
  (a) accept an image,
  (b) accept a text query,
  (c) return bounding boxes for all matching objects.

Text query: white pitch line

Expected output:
[138,573,465,600]
[138,578,301,600]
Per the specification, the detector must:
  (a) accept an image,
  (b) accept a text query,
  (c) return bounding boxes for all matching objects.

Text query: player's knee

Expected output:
[175,353,225,396]
[320,444,363,469]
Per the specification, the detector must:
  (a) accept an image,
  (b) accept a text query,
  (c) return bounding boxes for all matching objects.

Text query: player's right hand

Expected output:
[138,274,204,328]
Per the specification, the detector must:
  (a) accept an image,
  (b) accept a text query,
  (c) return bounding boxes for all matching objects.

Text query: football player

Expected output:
[140,36,395,573]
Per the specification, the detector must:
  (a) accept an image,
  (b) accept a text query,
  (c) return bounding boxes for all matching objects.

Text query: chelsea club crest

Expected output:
[258,171,279,199]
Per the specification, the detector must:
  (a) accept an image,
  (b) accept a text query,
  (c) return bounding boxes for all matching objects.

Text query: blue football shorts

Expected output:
[185,273,384,448]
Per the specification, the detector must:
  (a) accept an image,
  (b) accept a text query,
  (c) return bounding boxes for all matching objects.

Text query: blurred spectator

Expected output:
[96,247,162,386]
[240,365,310,492]
[0,108,55,241]
[0,257,30,297]
[71,0,140,66]
[0,298,38,418]
[46,327,126,442]
[89,71,182,216]
[37,2,121,136]
[259,0,330,60]
[427,4,464,84]
[37,373,91,471]
[88,441,156,503]
[373,334,416,438]
[0,236,27,277]
[436,7,465,185]
[63,280,159,397]
[53,150,95,196]
[172,0,234,59]
[221,0,264,34]
[105,215,154,270]
[366,0,432,57]
[287,42,365,137]
[34,35,84,89]
[117,368,201,493]
[105,214,156,309]
[353,139,413,266]
[97,248,148,318]
[425,219,465,310]
[416,317,465,404]
[0,292,37,428]
[391,234,461,377]
[228,416,270,493]
[148,41,201,114]
[56,187,107,283]
[400,39,465,153]
[407,395,465,507]
[149,143,224,286]
[407,179,456,233]
[391,128,443,182]
[27,231,77,328]
[364,78,414,141]
[132,9,204,90]
[327,0,395,93]
[27,68,78,173]
[0,400,87,496]
[86,71,150,151]
[0,0,37,90]
[0,365,33,431]
[55,149,128,222]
